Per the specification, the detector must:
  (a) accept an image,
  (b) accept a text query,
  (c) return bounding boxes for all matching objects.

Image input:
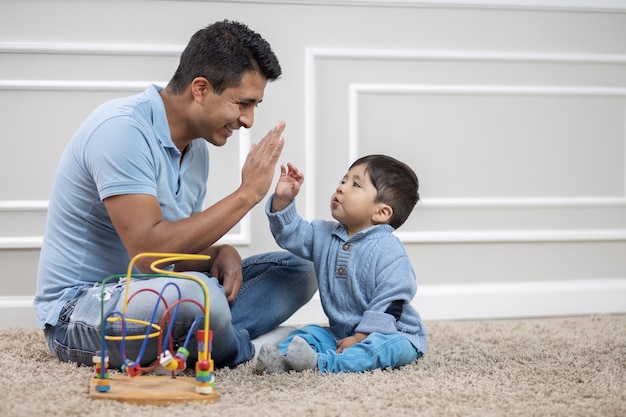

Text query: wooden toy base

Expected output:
[89,375,219,405]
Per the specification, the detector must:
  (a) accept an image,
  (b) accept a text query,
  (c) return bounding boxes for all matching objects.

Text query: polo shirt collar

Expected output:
[146,83,179,152]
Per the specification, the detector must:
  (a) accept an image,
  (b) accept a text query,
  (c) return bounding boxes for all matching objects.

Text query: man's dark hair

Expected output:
[167,20,282,94]
[350,154,420,229]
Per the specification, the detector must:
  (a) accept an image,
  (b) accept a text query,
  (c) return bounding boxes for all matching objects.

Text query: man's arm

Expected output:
[104,121,286,274]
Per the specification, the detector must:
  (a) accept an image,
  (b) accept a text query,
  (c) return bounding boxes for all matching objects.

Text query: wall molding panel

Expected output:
[305,48,626,220]
[0,80,167,91]
[349,83,626,244]
[214,128,253,246]
[305,47,626,247]
[0,237,42,249]
[394,228,626,244]
[199,0,626,13]
[0,200,48,210]
[0,41,184,56]
[417,196,626,208]
[348,82,626,163]
[0,40,251,247]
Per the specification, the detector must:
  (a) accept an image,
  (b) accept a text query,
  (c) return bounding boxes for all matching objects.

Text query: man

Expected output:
[34,20,317,369]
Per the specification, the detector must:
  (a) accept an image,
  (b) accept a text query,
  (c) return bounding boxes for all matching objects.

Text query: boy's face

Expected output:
[330,163,387,236]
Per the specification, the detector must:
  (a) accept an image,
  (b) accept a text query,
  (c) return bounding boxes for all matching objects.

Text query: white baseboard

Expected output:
[0,297,39,329]
[284,277,626,324]
[414,277,626,320]
[3,278,625,329]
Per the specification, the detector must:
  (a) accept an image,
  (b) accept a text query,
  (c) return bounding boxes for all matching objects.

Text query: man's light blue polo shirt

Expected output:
[34,84,209,328]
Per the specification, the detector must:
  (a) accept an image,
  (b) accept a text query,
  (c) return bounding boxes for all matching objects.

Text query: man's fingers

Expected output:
[264,120,286,144]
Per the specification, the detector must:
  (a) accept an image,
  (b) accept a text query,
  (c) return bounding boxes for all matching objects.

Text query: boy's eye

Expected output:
[339,179,361,188]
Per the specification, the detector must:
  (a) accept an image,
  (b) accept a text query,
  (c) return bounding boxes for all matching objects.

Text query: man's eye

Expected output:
[353,182,361,188]
[238,101,258,109]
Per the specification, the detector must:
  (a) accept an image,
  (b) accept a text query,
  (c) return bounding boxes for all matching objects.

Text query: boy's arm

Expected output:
[355,239,418,335]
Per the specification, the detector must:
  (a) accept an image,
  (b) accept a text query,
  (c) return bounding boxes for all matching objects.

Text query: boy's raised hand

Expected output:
[271,162,304,212]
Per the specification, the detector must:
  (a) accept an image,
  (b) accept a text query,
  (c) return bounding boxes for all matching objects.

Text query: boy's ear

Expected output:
[372,203,393,224]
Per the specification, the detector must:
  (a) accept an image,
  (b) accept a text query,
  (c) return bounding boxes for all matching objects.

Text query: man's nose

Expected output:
[238,108,254,129]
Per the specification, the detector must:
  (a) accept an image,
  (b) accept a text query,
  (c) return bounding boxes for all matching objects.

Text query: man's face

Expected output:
[197,70,267,146]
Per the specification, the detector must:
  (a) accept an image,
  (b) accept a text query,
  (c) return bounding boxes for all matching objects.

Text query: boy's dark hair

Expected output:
[350,154,419,229]
[167,20,282,94]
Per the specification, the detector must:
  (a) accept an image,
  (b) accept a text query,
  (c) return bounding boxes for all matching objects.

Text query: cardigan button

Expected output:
[337,266,346,275]
[343,243,350,251]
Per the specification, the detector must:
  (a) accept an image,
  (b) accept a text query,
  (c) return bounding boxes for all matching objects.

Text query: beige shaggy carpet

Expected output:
[1,315,624,417]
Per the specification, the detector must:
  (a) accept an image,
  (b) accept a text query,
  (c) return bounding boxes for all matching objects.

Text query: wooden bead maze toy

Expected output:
[89,253,219,404]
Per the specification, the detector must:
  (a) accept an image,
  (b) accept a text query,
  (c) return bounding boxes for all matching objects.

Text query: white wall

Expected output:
[1,0,625,328]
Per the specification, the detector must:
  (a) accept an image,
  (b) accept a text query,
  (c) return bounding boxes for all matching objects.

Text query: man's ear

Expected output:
[191,77,211,102]
[372,203,393,224]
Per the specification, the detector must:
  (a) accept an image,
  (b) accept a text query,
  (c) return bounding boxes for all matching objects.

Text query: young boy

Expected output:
[259,154,428,374]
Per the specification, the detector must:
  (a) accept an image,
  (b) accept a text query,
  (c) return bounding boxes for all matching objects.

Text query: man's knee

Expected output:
[159,273,231,329]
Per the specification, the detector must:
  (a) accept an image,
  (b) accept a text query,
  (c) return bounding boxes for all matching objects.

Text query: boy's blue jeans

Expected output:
[44,251,316,369]
[277,324,422,374]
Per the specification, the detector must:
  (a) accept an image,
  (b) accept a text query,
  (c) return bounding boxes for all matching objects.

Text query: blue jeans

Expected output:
[44,251,316,368]
[277,324,422,374]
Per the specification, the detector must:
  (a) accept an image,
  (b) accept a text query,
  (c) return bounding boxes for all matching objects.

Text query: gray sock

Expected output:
[286,336,318,371]
[255,344,288,374]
